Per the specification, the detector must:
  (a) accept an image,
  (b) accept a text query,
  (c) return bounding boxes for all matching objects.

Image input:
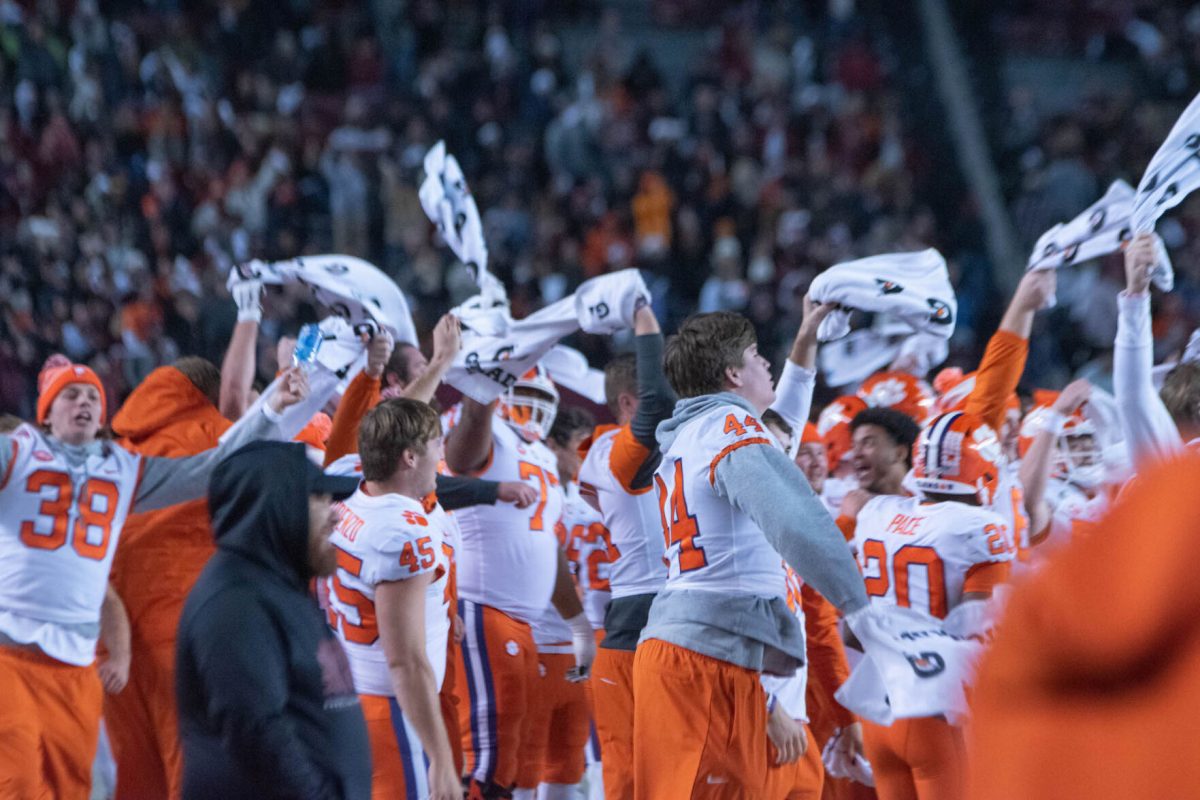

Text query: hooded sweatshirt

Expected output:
[110,365,232,645]
[176,441,369,800]
[642,393,867,674]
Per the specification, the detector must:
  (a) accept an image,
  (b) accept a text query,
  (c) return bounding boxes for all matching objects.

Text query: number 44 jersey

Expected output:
[653,403,787,599]
[851,494,1013,619]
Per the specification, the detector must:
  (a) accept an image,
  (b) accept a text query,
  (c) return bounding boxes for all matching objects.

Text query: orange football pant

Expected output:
[862,717,965,800]
[0,646,103,800]
[454,600,538,789]
[515,650,590,789]
[763,725,824,800]
[632,638,770,799]
[591,645,635,799]
[102,639,184,800]
[441,634,464,777]
[362,694,442,799]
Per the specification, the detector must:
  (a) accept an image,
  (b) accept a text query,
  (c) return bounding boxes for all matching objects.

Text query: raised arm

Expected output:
[1019,379,1091,541]
[134,368,309,512]
[964,270,1055,431]
[1114,233,1183,467]
[714,442,869,614]
[622,305,675,489]
[443,398,495,476]
[219,275,264,421]
[323,332,392,466]
[401,314,461,404]
[771,296,834,449]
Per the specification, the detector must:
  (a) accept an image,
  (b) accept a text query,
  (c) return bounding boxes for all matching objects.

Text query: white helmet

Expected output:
[497,365,559,442]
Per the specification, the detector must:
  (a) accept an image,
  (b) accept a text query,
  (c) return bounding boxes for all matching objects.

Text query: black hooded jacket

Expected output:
[176,441,370,800]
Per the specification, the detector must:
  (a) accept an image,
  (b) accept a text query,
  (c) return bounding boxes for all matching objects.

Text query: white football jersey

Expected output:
[990,461,1031,558]
[452,420,564,623]
[853,495,1013,619]
[562,482,613,631]
[323,488,454,696]
[1046,478,1108,546]
[0,424,143,665]
[577,426,666,599]
[760,566,808,721]
[654,404,787,598]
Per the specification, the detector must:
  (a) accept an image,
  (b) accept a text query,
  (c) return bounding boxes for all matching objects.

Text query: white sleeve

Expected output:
[770,360,817,458]
[1113,291,1183,468]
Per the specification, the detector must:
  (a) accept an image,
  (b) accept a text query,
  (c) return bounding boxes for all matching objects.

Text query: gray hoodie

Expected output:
[641,392,868,675]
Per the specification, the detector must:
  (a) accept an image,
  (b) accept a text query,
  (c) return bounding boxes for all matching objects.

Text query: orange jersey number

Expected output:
[19,469,119,561]
[654,458,707,572]
[398,536,437,573]
[862,539,948,618]
[327,547,379,645]
[518,461,550,531]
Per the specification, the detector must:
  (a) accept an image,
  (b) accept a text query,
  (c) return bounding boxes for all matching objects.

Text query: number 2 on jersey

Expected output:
[654,458,707,572]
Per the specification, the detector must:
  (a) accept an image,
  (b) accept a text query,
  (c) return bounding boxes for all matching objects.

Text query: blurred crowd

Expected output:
[2,0,1007,419]
[997,0,1200,384]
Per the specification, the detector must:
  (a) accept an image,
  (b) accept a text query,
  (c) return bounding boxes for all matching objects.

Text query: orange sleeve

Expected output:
[836,514,857,542]
[609,424,654,495]
[964,330,1028,432]
[963,560,1012,595]
[801,584,855,729]
[323,371,382,466]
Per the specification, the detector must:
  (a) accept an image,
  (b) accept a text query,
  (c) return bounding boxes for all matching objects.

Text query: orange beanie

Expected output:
[37,361,107,425]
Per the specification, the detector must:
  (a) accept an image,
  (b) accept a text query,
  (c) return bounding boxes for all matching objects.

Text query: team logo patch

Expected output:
[875,278,904,295]
[927,298,954,325]
[906,651,946,678]
[33,450,52,462]
[505,640,520,656]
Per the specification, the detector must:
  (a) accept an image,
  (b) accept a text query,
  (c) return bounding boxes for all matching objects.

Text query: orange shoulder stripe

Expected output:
[708,437,772,486]
[963,560,1012,595]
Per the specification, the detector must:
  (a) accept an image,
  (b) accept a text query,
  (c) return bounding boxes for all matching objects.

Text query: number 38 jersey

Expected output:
[322,488,455,697]
[0,424,143,666]
[852,495,1013,619]
[452,420,565,624]
[654,404,787,599]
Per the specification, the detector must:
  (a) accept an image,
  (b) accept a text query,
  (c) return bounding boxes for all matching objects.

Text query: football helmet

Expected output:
[817,395,868,473]
[912,411,1003,504]
[857,370,934,424]
[497,365,559,443]
[1018,399,1105,490]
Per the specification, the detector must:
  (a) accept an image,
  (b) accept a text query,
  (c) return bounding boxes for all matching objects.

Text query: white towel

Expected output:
[541,345,608,405]
[838,605,981,727]
[808,249,956,342]
[420,140,489,278]
[1029,180,1173,301]
[1133,88,1200,241]
[573,269,651,335]
[232,255,418,346]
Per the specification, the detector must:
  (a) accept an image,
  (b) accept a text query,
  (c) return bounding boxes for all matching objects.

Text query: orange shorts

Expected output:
[515,650,590,788]
[862,716,965,800]
[763,725,825,800]
[632,638,770,799]
[0,645,103,800]
[361,694,440,800]
[453,600,538,789]
[592,644,636,799]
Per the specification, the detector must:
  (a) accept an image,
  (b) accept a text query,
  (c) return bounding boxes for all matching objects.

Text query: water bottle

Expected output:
[292,323,324,369]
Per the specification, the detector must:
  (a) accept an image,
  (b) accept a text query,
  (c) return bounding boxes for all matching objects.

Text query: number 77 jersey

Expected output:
[653,403,787,598]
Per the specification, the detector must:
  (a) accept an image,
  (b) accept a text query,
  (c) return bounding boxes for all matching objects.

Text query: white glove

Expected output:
[231,275,264,323]
[821,730,875,786]
[564,613,595,682]
[575,269,651,335]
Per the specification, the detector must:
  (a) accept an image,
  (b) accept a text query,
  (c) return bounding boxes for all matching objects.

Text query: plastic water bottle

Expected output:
[292,323,324,368]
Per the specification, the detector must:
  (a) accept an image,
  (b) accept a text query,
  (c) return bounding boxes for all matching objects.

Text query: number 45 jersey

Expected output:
[653,402,787,599]
[851,494,1013,619]
[451,421,565,624]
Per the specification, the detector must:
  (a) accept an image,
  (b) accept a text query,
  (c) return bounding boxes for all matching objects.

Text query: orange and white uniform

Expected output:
[0,405,283,800]
[323,488,454,800]
[851,495,1012,800]
[563,480,615,634]
[450,418,566,790]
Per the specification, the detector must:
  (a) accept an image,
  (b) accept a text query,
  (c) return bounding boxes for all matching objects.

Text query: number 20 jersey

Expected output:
[852,495,1012,619]
[452,420,565,624]
[654,403,787,599]
[0,424,143,665]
